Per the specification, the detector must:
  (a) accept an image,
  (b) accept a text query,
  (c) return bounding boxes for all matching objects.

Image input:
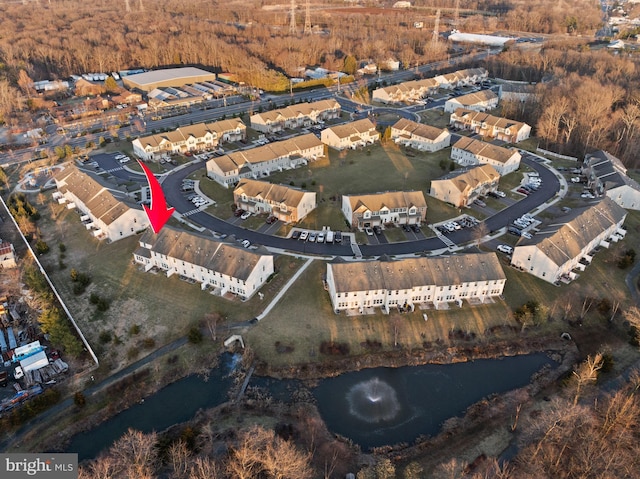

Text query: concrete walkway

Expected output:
[255,257,314,321]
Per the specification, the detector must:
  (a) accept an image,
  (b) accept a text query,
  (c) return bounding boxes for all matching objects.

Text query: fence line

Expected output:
[0,194,99,367]
[536,147,578,162]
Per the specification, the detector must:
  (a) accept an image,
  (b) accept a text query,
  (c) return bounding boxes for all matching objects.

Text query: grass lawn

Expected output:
[419,109,450,128]
[36,202,306,370]
[246,260,518,368]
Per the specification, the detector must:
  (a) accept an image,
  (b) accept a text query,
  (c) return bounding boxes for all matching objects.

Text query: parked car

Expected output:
[309,232,317,242]
[571,177,581,183]
[241,239,251,248]
[474,199,486,207]
[403,224,411,232]
[14,366,24,380]
[373,225,382,235]
[265,216,277,224]
[299,231,309,241]
[316,232,325,243]
[364,227,374,236]
[240,211,251,220]
[521,231,533,239]
[0,370,7,387]
[291,230,301,240]
[334,231,343,243]
[494,190,506,198]
[497,244,514,255]
[517,187,530,195]
[234,209,245,217]
[411,224,421,233]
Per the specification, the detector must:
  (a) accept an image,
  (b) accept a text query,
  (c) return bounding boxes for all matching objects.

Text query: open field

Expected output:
[35,201,305,370]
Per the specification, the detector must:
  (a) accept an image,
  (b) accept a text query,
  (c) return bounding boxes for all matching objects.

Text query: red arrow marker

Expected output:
[138,160,175,233]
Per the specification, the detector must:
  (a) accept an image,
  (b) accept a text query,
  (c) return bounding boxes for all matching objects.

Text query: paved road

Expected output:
[101,149,560,258]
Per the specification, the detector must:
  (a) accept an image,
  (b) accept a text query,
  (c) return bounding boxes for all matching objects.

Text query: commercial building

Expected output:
[123,67,217,92]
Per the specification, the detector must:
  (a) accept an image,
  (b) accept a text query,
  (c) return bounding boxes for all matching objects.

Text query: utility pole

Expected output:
[125,0,131,13]
[289,0,297,35]
[432,9,440,44]
[453,0,460,31]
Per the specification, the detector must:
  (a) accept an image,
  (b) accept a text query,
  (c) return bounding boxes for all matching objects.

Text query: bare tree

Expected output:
[572,353,603,407]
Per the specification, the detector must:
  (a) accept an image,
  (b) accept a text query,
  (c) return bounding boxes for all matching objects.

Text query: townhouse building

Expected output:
[582,150,640,210]
[206,133,324,187]
[250,99,341,133]
[342,191,427,229]
[444,90,499,113]
[510,197,627,284]
[434,68,488,89]
[372,78,439,104]
[430,164,500,208]
[133,227,274,300]
[132,118,246,161]
[233,179,316,223]
[390,118,451,152]
[53,165,149,241]
[326,253,506,314]
[449,108,531,143]
[451,137,521,176]
[321,118,380,150]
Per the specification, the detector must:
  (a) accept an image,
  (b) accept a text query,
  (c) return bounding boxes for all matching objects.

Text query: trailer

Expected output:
[7,327,16,350]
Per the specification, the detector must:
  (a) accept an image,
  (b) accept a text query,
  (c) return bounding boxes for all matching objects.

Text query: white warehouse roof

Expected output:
[448,32,513,47]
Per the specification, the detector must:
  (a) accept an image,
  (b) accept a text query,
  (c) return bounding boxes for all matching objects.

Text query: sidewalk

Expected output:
[255,257,314,320]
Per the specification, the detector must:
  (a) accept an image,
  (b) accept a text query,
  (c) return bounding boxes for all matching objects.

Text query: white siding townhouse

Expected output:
[451,137,521,176]
[206,133,324,187]
[326,253,506,314]
[372,78,439,104]
[430,164,500,208]
[511,197,627,285]
[132,118,246,161]
[0,241,17,269]
[53,165,149,242]
[444,90,499,113]
[434,68,488,89]
[250,99,340,133]
[233,179,316,223]
[321,118,380,150]
[390,118,451,152]
[449,108,531,143]
[582,150,640,210]
[342,191,427,229]
[133,227,274,300]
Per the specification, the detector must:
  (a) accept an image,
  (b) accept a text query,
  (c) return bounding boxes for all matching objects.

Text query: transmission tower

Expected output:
[432,9,440,44]
[453,0,460,31]
[304,0,311,35]
[125,0,131,13]
[289,0,297,35]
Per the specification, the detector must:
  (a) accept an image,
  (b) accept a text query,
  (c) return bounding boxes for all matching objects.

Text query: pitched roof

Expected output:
[140,226,271,281]
[53,165,133,225]
[433,164,500,192]
[517,197,627,266]
[391,118,449,141]
[583,150,639,194]
[234,179,310,207]
[453,137,518,164]
[252,99,340,123]
[345,190,427,212]
[324,118,377,139]
[450,89,498,107]
[135,118,246,149]
[452,108,528,133]
[329,253,505,293]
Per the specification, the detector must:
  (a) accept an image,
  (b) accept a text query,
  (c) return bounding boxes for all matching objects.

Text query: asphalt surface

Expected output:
[96,148,560,258]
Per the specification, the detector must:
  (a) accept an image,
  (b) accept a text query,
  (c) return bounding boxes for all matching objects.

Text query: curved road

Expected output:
[106,151,560,258]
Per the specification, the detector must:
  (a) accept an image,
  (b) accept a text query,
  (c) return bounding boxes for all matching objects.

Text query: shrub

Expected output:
[74,391,86,407]
[99,330,112,344]
[188,327,203,344]
[58,243,66,253]
[129,324,141,336]
[35,240,49,255]
[319,341,350,356]
[142,338,155,349]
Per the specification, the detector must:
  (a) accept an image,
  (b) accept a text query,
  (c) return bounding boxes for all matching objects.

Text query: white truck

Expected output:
[326,230,334,243]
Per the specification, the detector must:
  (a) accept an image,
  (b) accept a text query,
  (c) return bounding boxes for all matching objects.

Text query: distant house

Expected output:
[206,133,324,187]
[449,108,531,143]
[342,191,427,229]
[451,137,521,176]
[430,164,500,208]
[326,253,506,314]
[434,68,488,89]
[444,90,499,113]
[321,118,380,150]
[582,150,640,210]
[498,83,536,103]
[0,242,17,269]
[250,99,340,133]
[53,165,149,241]
[233,179,317,223]
[390,119,451,151]
[511,197,627,284]
[74,78,105,97]
[133,227,274,300]
[111,89,143,105]
[372,78,439,104]
[132,118,246,161]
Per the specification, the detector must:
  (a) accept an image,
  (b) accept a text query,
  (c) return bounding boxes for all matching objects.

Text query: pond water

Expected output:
[66,353,555,460]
